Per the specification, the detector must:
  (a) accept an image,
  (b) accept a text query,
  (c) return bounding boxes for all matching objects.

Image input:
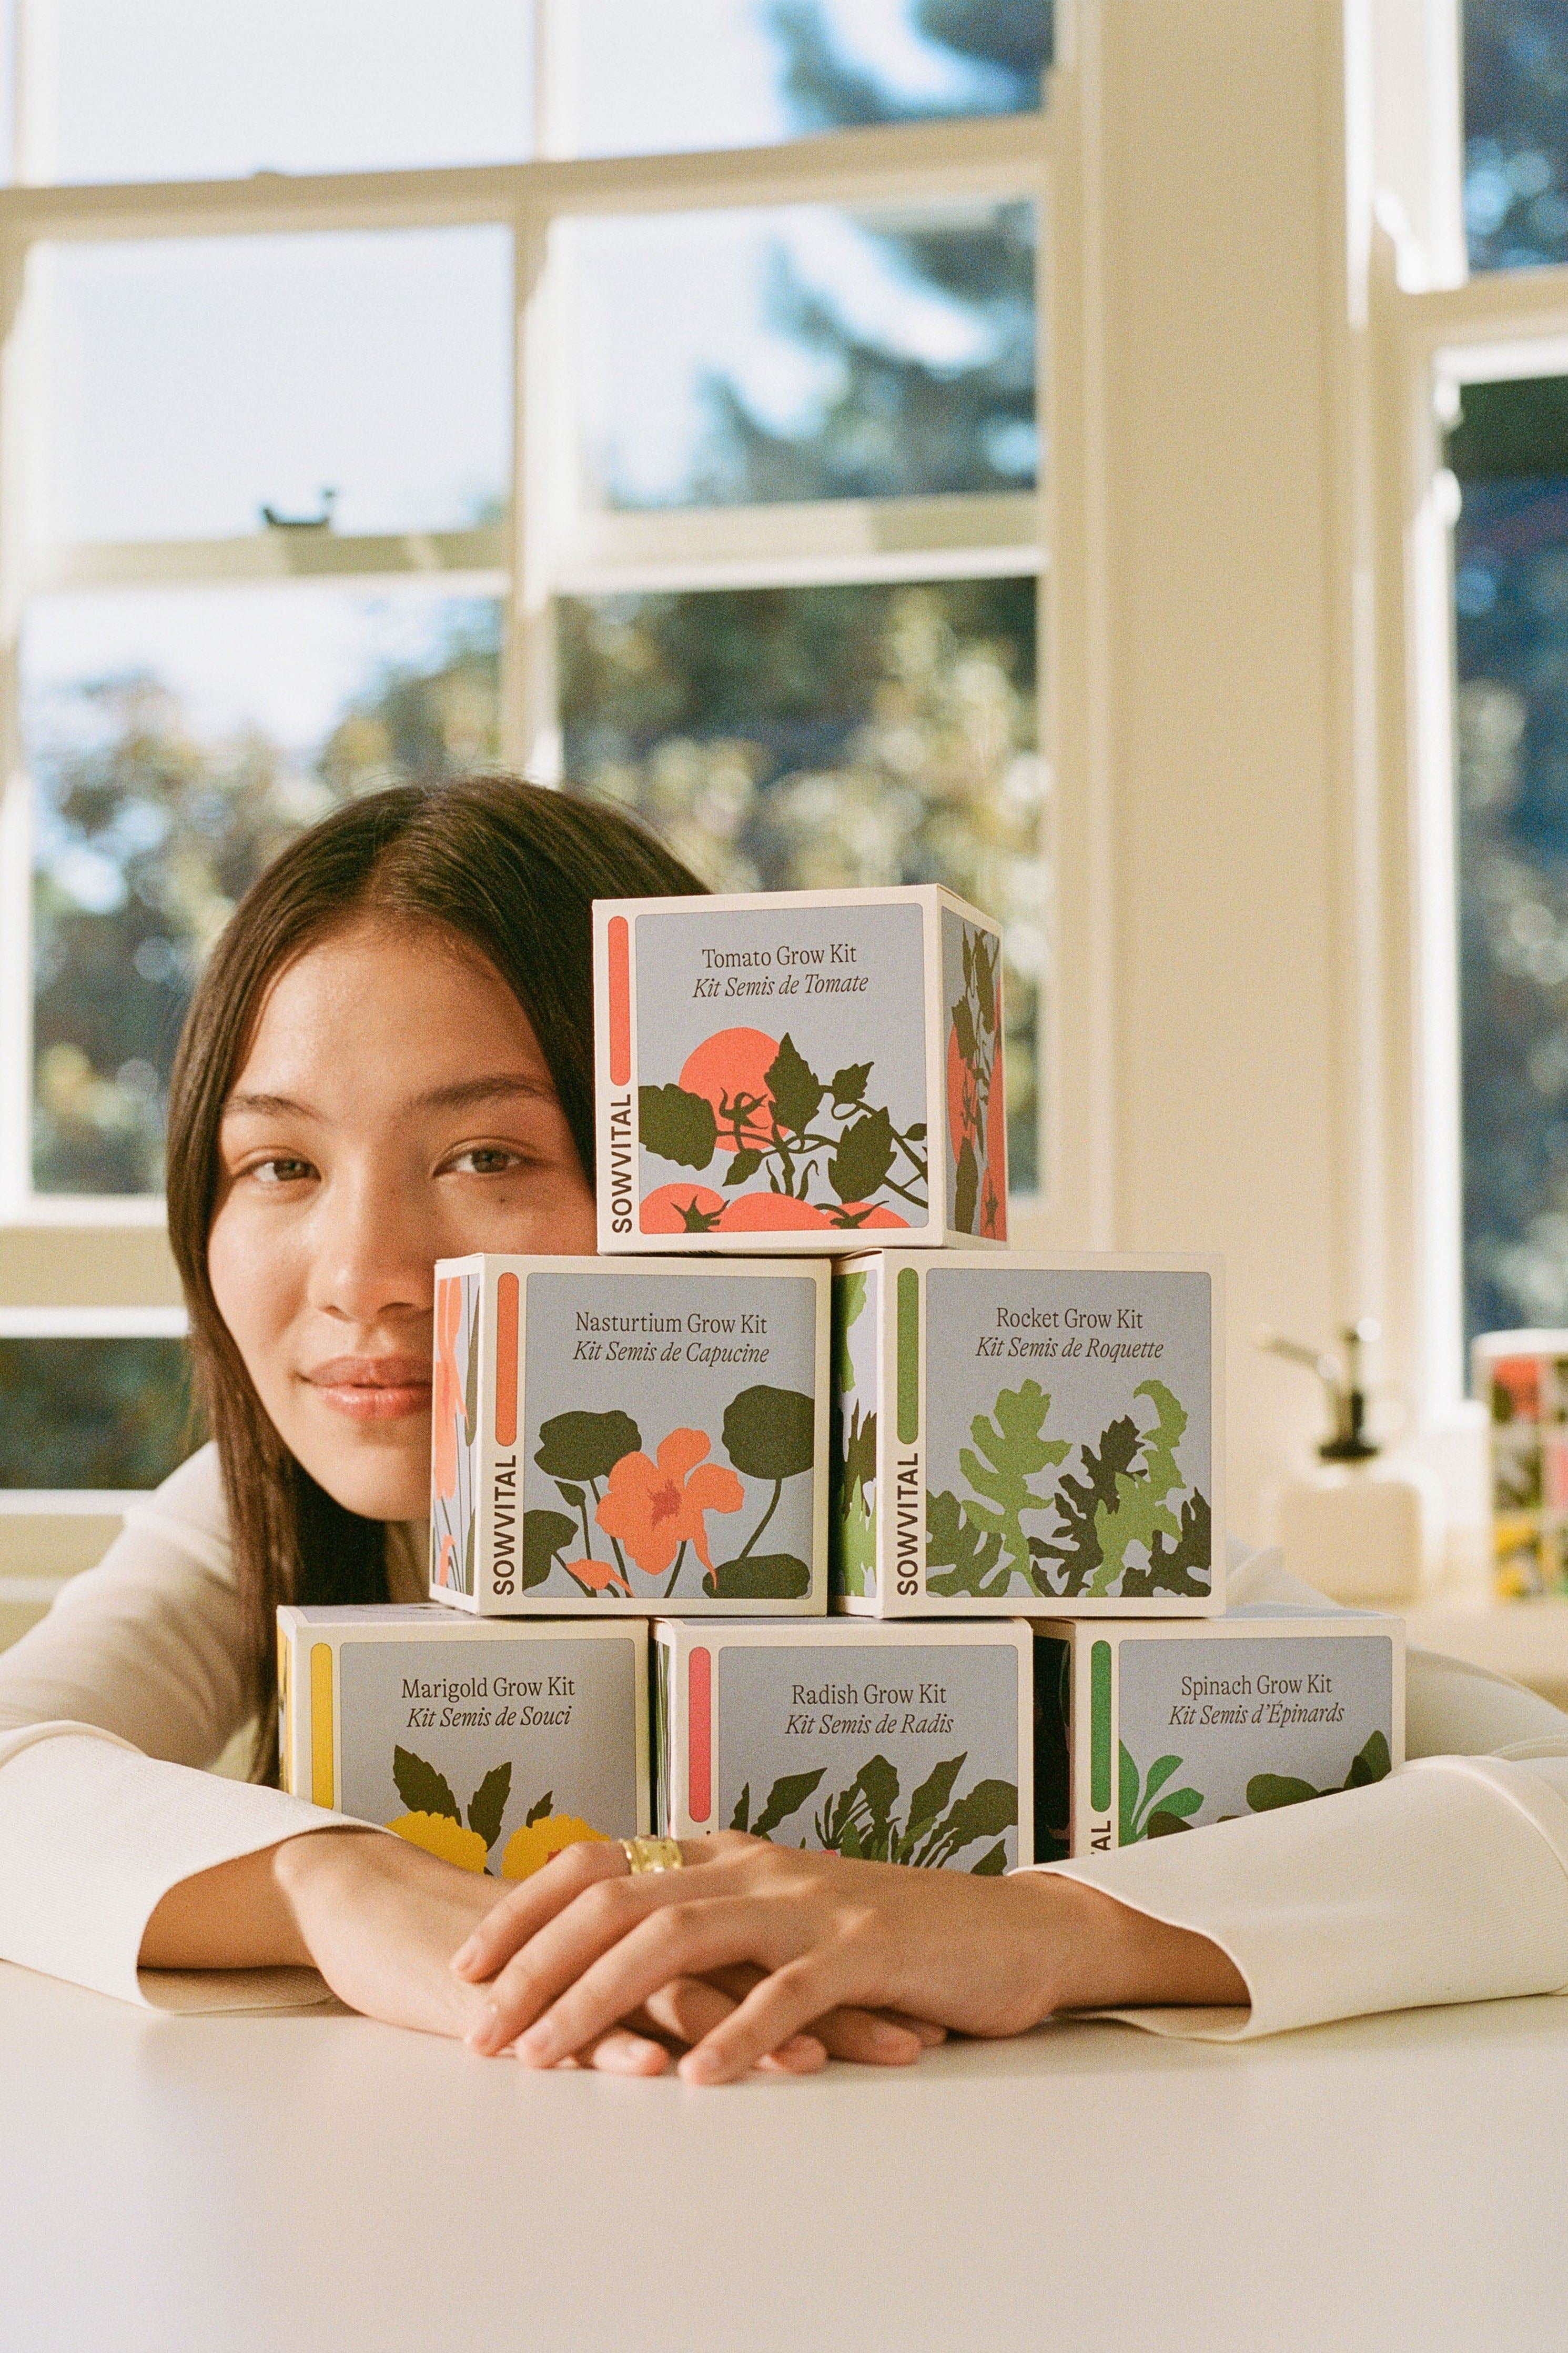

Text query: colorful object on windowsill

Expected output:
[592,885,1008,1252]
[1473,1329,1568,1598]
[276,1605,649,1870]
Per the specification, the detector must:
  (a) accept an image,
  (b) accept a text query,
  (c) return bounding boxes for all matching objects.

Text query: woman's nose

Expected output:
[306,1167,431,1325]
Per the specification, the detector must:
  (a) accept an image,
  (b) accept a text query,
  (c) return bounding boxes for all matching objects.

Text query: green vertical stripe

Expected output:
[1090,1641,1112,1814]
[896,1266,920,1444]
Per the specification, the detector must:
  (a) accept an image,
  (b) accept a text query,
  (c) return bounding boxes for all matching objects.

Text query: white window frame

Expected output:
[0,7,1052,1568]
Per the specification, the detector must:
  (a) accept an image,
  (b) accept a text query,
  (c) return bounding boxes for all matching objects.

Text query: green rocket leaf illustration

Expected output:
[764,1033,823,1137]
[722,1383,815,1480]
[393,1747,460,1824]
[638,1082,717,1169]
[751,1767,826,1839]
[521,1509,577,1591]
[1085,1379,1189,1598]
[925,1487,1006,1597]
[955,1380,1070,1585]
[1030,1412,1141,1595]
[467,1762,513,1852]
[828,1106,896,1205]
[833,1270,868,1399]
[535,1409,641,1483]
[1122,1489,1212,1599]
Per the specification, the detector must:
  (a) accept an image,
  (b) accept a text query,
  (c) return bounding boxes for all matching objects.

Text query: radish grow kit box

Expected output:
[1032,1611,1404,1860]
[593,884,1008,1252]
[652,1617,1031,1871]
[430,1254,829,1615]
[833,1251,1224,1616]
[277,1606,649,1876]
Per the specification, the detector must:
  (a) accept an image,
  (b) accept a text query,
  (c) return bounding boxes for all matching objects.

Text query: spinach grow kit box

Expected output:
[1032,1611,1404,1861]
[430,1254,830,1615]
[277,1606,649,1876]
[593,884,1008,1251]
[833,1250,1224,1616]
[652,1618,1031,1871]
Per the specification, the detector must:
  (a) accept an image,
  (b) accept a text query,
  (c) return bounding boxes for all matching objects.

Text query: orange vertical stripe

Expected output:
[688,1646,712,1823]
[607,915,631,1087]
[495,1272,520,1447]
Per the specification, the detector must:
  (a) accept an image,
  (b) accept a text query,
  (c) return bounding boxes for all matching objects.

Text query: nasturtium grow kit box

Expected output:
[592,884,1008,1252]
[1031,1611,1404,1861]
[652,1617,1032,1872]
[430,1254,830,1615]
[277,1606,649,1877]
[832,1251,1224,1617]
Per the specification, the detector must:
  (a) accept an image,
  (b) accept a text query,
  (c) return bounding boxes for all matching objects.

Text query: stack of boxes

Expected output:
[281,883,1405,1888]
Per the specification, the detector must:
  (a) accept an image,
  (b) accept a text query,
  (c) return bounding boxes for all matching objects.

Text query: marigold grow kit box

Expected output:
[1472,1328,1568,1597]
[832,1251,1224,1616]
[1032,1611,1404,1861]
[593,884,1008,1252]
[277,1606,649,1876]
[652,1617,1031,1871]
[430,1254,830,1615]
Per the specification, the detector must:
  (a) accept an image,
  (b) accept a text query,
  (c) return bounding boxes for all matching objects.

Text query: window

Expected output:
[0,2,1051,1601]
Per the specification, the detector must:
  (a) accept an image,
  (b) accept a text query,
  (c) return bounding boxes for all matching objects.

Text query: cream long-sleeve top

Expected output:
[4,1441,1568,2035]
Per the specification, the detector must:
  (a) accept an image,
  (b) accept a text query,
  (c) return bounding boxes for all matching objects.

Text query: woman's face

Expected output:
[208,916,596,1522]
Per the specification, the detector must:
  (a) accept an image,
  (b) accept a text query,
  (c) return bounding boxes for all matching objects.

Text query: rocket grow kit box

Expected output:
[277,1606,649,1875]
[1032,1612,1404,1860]
[430,1254,830,1615]
[832,1251,1224,1616]
[593,884,1008,1252]
[652,1618,1031,1871]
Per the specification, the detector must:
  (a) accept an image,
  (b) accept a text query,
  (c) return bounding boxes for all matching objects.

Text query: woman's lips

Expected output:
[304,1355,432,1423]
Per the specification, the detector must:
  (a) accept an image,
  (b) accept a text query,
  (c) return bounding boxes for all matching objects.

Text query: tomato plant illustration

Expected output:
[429,1270,480,1597]
[388,1748,607,1876]
[947,923,1003,1237]
[639,1183,726,1233]
[731,1751,1015,1873]
[638,1027,927,1226]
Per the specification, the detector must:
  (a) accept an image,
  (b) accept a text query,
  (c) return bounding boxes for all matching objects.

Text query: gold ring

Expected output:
[622,1836,684,1874]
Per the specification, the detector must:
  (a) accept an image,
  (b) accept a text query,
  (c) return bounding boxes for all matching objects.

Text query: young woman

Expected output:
[3,776,1567,2084]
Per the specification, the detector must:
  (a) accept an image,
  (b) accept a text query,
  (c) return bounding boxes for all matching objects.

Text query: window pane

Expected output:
[46,229,512,545]
[29,588,501,1196]
[559,576,1044,1188]
[1451,375,1568,1337]
[43,0,531,183]
[1464,0,1568,270]
[0,1339,197,1489]
[572,199,1035,509]
[570,0,1049,157]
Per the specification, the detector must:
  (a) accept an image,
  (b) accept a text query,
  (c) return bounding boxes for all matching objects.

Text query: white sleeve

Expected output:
[1033,1540,1568,2039]
[0,1446,359,2012]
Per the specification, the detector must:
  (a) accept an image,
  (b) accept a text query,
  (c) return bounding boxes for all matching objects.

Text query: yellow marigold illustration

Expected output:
[500,1814,609,1880]
[389,1811,491,1873]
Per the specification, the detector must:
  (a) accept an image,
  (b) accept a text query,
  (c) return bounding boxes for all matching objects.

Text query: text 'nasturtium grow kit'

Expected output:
[430,1254,830,1615]
[832,1251,1225,1617]
[1032,1612,1404,1860]
[277,1606,649,1876]
[652,1618,1032,1872]
[592,885,1008,1253]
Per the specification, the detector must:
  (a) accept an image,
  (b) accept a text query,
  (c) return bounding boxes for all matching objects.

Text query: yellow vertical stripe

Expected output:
[310,1643,335,1808]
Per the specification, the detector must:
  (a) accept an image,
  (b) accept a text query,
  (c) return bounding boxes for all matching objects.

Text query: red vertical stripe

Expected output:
[688,1646,712,1823]
[607,915,631,1087]
[495,1272,519,1447]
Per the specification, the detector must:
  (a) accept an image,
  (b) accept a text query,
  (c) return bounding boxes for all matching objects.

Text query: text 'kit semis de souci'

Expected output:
[280,884,1404,1869]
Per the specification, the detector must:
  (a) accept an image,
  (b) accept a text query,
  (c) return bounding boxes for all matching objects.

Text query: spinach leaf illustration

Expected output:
[1119,1741,1203,1843]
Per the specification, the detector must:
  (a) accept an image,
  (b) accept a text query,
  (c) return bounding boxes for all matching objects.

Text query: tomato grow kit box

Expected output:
[1032,1611,1404,1861]
[652,1617,1031,1870]
[430,1254,829,1614]
[832,1251,1224,1616]
[593,884,1008,1252]
[277,1605,649,1877]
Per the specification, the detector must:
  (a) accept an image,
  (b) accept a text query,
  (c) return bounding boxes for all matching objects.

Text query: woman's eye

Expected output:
[250,1156,314,1185]
[449,1147,522,1176]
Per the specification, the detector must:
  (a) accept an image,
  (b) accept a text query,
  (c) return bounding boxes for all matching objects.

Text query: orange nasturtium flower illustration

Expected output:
[595,1427,744,1579]
[432,1275,465,1501]
[563,1552,630,1596]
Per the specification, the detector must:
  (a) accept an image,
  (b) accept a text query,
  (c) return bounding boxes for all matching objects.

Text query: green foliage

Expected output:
[834,1474,877,1598]
[520,1509,576,1592]
[832,1273,878,1596]
[703,1553,812,1599]
[765,1032,824,1136]
[1032,1634,1072,1864]
[1246,1728,1393,1814]
[638,1082,717,1169]
[467,1762,513,1850]
[833,1269,868,1398]
[534,1409,641,1483]
[524,1790,553,1829]
[953,1138,978,1233]
[722,1383,815,1479]
[953,1379,1068,1588]
[1028,1383,1210,1603]
[392,1747,460,1825]
[741,1749,1017,1871]
[1118,1742,1204,1846]
[829,1105,896,1204]
[830,1061,872,1109]
[1121,1490,1212,1600]
[948,920,1000,1234]
[925,1484,1007,1597]
[1088,1380,1188,1598]
[1028,1411,1139,1595]
[731,1767,826,1838]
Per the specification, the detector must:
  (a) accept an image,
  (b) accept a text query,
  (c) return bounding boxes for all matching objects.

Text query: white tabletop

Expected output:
[2,1965,1565,2353]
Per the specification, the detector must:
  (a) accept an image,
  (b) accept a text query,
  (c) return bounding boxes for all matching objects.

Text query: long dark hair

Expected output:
[165,777,705,1780]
